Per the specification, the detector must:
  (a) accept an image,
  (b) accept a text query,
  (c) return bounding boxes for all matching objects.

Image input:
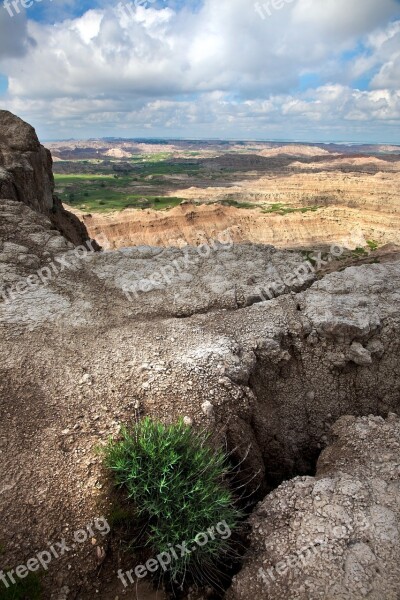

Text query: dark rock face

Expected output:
[0,110,97,247]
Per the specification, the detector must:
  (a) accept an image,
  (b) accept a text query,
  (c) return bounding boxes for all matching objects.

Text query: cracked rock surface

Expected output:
[227,414,400,600]
[1,193,399,596]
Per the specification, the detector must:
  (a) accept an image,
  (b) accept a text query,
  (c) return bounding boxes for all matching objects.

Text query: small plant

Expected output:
[352,247,368,257]
[103,418,241,586]
[0,572,41,600]
[366,240,379,252]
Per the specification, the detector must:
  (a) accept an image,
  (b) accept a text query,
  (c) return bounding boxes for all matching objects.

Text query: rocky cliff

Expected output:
[0,110,96,247]
[73,200,400,251]
[0,112,399,599]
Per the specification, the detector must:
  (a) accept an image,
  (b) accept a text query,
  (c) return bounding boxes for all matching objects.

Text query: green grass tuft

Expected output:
[0,573,41,600]
[103,418,241,586]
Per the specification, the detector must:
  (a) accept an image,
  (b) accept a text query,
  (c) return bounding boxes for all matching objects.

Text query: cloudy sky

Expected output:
[0,0,399,142]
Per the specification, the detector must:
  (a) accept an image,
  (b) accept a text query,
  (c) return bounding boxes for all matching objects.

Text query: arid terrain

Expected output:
[48,139,400,251]
[1,0,399,597]
[1,113,400,600]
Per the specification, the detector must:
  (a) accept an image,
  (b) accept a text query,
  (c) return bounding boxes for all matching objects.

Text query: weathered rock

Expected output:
[1,193,400,596]
[348,341,373,366]
[227,414,400,600]
[0,110,95,247]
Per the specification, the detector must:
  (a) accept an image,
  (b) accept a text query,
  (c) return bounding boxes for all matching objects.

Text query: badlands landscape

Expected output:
[1,0,400,596]
[2,0,400,595]
[1,111,400,600]
[50,139,400,251]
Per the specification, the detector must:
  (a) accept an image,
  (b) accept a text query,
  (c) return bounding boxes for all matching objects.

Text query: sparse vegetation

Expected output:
[262,203,321,215]
[367,240,379,251]
[221,198,259,209]
[103,418,241,586]
[352,247,368,257]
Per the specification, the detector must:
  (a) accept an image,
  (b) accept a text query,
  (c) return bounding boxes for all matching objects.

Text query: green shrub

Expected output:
[103,418,241,585]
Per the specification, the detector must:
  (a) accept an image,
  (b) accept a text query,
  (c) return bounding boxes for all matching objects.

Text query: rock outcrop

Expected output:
[227,414,400,600]
[0,110,95,247]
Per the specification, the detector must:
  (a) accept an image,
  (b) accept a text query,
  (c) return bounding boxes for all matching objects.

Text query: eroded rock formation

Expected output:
[0,110,95,247]
[0,112,399,599]
[227,414,400,600]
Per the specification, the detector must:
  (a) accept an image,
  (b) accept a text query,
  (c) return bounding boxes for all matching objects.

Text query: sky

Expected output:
[0,0,399,142]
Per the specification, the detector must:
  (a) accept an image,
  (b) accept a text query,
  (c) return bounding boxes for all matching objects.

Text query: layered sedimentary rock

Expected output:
[227,414,400,600]
[73,200,400,251]
[1,194,400,597]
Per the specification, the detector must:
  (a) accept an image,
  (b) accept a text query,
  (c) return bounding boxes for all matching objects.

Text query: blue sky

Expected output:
[0,0,399,142]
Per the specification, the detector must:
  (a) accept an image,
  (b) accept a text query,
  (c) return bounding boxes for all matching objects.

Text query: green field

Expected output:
[54,174,185,212]
[54,155,202,212]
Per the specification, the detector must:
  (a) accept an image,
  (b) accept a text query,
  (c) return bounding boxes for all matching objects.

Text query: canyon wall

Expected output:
[73,201,400,251]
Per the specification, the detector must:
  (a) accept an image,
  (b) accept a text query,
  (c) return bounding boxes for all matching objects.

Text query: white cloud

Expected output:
[292,0,398,39]
[0,0,399,140]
